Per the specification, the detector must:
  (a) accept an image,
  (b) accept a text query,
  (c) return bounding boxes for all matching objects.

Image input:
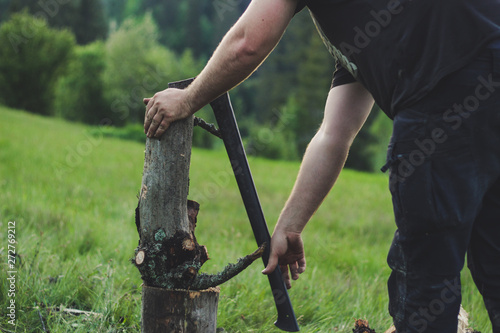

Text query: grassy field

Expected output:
[0,106,490,332]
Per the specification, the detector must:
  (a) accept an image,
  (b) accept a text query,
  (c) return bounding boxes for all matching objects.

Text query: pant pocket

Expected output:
[388,135,479,234]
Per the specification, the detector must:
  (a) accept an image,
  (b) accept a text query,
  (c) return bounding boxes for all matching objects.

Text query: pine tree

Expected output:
[76,0,108,44]
[8,0,108,45]
[101,0,126,24]
[0,0,9,22]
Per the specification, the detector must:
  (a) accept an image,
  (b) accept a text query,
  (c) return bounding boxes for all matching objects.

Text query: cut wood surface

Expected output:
[141,286,220,333]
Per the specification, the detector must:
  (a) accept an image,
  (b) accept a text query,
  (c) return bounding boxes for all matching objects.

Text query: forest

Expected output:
[0,3,493,332]
[0,0,392,171]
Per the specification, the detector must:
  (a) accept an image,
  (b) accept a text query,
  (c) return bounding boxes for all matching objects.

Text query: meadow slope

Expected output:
[0,106,489,332]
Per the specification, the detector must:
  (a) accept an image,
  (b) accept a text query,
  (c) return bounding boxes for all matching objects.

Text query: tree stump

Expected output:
[141,286,220,333]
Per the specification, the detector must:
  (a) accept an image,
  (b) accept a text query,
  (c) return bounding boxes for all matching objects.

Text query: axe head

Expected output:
[268,266,300,331]
[275,315,300,332]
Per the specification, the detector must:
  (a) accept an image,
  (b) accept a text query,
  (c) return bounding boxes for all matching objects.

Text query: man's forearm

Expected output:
[275,82,374,234]
[262,82,373,284]
[276,131,350,233]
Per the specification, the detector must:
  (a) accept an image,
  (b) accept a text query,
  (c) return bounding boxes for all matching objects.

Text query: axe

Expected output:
[169,78,300,332]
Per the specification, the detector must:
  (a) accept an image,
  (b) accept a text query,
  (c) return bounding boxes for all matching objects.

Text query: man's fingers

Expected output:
[281,264,292,289]
[144,97,158,133]
[147,114,163,138]
[153,121,169,138]
[298,258,306,274]
[262,251,279,275]
[289,258,305,281]
[290,262,300,281]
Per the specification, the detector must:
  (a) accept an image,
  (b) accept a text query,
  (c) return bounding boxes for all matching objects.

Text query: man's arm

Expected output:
[262,82,374,288]
[144,0,299,138]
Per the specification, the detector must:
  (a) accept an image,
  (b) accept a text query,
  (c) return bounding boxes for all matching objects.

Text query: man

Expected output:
[143,0,500,332]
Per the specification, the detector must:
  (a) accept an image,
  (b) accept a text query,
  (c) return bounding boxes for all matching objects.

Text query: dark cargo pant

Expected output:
[384,45,500,333]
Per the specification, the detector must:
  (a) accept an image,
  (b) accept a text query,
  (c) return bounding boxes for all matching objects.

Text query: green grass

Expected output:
[0,106,490,332]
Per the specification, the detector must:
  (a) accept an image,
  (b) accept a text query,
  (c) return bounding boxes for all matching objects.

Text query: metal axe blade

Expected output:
[209,92,300,332]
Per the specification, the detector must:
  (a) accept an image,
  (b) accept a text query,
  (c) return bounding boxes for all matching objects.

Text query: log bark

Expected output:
[138,115,193,244]
[134,101,220,333]
[141,286,220,333]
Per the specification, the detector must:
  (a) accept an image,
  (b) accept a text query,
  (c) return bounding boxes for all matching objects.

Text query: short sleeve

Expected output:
[331,61,357,88]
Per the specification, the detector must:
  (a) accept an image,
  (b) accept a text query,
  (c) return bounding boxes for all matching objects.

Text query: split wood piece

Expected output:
[58,307,102,317]
[457,305,482,333]
[384,326,481,333]
[35,305,103,318]
[382,305,481,333]
[353,319,376,333]
[384,326,395,333]
[141,286,220,333]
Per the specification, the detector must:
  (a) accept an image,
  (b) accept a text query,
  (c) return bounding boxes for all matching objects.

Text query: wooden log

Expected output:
[141,286,220,333]
[138,115,193,244]
[134,79,264,332]
[135,105,219,332]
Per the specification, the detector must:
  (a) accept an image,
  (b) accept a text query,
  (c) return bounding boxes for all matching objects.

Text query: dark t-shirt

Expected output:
[296,0,500,118]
